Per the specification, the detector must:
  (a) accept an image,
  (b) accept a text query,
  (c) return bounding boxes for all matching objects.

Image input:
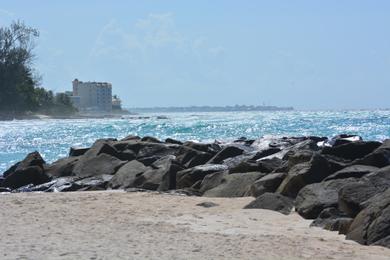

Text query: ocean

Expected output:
[1,110,389,173]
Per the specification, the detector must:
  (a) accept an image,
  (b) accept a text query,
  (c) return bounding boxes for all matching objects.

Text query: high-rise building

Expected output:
[71,79,112,112]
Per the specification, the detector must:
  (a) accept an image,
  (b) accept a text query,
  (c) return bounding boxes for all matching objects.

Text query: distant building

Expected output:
[112,95,122,110]
[71,79,112,113]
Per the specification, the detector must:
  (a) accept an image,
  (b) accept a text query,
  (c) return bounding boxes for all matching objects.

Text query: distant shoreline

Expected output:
[128,105,294,113]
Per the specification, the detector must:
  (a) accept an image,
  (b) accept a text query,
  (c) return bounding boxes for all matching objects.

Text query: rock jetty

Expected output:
[1,133,390,248]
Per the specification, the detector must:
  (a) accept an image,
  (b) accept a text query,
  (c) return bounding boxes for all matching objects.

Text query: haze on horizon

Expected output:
[1,0,389,110]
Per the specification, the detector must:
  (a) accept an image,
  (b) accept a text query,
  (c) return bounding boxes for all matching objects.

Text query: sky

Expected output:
[0,0,389,109]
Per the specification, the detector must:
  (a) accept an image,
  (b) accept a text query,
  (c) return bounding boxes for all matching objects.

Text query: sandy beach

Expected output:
[0,191,389,260]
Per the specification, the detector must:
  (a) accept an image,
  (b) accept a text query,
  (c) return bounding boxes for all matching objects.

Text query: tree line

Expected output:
[0,21,76,116]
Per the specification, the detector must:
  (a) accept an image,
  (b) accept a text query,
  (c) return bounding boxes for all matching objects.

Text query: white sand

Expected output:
[1,191,390,260]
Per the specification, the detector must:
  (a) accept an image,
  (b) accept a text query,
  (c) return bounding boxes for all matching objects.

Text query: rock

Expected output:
[363,165,390,192]
[165,138,183,145]
[324,165,378,181]
[115,149,137,161]
[141,136,161,143]
[1,166,50,190]
[285,150,315,169]
[338,182,378,217]
[69,147,89,157]
[249,172,287,197]
[74,174,113,190]
[263,139,321,160]
[137,156,160,166]
[3,151,45,178]
[0,187,11,192]
[176,164,228,189]
[199,171,228,194]
[321,141,381,160]
[277,154,332,198]
[255,158,283,173]
[120,135,141,141]
[250,148,281,160]
[322,154,352,173]
[203,172,266,197]
[295,178,357,219]
[45,157,80,178]
[353,140,390,167]
[134,155,184,191]
[229,157,282,174]
[327,134,362,146]
[311,207,353,235]
[175,146,213,168]
[207,146,244,164]
[83,139,120,158]
[244,193,294,215]
[346,188,390,247]
[108,160,149,189]
[182,141,221,155]
[137,142,179,159]
[72,153,126,178]
[196,202,219,208]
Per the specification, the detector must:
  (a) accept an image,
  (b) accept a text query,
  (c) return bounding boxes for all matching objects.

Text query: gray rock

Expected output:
[346,188,390,248]
[1,166,50,190]
[277,154,332,198]
[249,172,287,197]
[72,153,126,178]
[176,164,228,189]
[203,172,266,197]
[108,160,149,189]
[244,193,294,215]
[295,178,357,219]
[324,165,378,181]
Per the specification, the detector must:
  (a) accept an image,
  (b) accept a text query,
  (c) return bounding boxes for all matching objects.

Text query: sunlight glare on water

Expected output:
[0,110,389,173]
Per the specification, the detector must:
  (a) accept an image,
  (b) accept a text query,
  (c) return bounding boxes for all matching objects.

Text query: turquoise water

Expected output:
[1,110,390,173]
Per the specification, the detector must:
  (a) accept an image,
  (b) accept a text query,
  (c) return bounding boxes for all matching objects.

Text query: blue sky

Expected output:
[1,1,389,109]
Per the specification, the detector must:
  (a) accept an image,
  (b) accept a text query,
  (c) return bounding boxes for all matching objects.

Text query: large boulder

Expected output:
[1,166,50,190]
[69,147,90,157]
[72,153,126,178]
[327,134,362,147]
[229,157,282,174]
[311,207,353,235]
[321,141,381,161]
[324,165,378,181]
[3,151,45,177]
[202,172,266,197]
[207,146,244,164]
[176,164,228,189]
[45,157,80,178]
[338,182,378,217]
[108,160,149,189]
[133,155,184,191]
[136,142,179,160]
[295,178,357,219]
[182,141,221,155]
[277,154,332,198]
[199,171,228,194]
[244,192,294,215]
[353,139,390,168]
[346,188,390,248]
[175,146,213,168]
[74,174,113,191]
[248,172,287,197]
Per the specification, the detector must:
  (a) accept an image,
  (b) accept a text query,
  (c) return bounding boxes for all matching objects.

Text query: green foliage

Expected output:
[0,21,76,116]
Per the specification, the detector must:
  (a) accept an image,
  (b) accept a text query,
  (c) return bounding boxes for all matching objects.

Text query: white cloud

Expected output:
[90,13,225,62]
[0,9,14,17]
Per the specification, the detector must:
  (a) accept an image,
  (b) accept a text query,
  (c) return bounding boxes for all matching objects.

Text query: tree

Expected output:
[0,21,76,116]
[0,20,39,113]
